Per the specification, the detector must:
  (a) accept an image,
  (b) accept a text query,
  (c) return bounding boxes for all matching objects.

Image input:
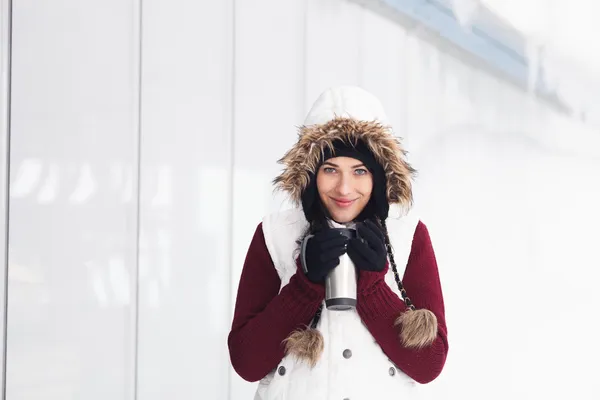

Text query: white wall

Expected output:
[2,0,599,399]
[136,0,233,398]
[5,1,140,398]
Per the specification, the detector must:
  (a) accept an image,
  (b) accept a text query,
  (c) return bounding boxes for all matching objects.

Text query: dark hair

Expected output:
[381,218,416,311]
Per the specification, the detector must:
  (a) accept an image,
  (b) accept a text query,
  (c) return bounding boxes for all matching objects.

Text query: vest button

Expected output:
[389,366,396,376]
[343,349,352,359]
[278,366,286,376]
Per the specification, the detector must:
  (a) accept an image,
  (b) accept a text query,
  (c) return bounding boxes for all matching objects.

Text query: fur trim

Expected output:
[395,309,438,349]
[273,117,415,210]
[282,328,324,368]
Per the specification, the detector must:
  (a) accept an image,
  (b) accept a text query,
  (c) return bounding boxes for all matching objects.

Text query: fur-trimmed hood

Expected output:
[273,86,415,212]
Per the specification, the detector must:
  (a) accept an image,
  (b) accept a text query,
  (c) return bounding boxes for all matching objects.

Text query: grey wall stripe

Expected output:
[0,1,12,399]
[226,0,236,398]
[132,0,143,399]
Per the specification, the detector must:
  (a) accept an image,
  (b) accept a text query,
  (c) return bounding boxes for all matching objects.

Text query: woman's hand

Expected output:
[347,219,387,273]
[302,229,349,283]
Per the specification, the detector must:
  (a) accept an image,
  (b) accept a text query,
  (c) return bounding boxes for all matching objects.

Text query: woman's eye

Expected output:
[354,168,368,175]
[323,167,336,173]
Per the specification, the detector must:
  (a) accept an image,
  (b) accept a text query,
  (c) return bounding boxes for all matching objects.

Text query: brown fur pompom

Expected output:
[283,328,324,368]
[395,309,438,349]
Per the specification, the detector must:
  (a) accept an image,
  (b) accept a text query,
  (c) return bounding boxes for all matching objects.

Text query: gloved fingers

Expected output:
[356,223,384,252]
[348,238,377,263]
[314,228,345,241]
[319,244,347,263]
[308,257,340,282]
[321,258,341,273]
[317,235,348,251]
[346,241,374,270]
[363,219,386,243]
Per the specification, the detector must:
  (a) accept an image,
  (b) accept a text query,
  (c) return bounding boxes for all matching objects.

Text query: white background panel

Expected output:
[359,9,409,139]
[230,0,306,397]
[136,1,233,399]
[6,1,139,398]
[305,0,363,108]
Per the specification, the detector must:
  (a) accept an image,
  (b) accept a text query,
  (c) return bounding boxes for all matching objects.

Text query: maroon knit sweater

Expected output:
[228,221,448,384]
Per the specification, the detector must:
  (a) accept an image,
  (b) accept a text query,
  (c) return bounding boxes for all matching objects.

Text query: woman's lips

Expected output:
[332,198,356,208]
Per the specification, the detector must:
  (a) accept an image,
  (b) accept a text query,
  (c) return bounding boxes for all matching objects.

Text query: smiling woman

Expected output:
[228,86,448,400]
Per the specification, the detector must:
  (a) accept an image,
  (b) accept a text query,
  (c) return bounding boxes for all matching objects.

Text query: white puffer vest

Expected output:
[255,207,422,400]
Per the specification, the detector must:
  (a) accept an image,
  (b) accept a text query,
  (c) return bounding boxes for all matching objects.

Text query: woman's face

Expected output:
[316,156,373,223]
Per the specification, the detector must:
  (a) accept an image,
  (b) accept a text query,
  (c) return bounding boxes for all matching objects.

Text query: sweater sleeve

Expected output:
[228,222,326,382]
[356,221,449,384]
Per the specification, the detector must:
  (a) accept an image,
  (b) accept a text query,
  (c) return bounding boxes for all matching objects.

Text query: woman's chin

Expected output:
[328,209,360,224]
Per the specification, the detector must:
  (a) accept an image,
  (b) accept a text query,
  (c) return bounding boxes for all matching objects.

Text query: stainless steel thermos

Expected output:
[325,228,357,310]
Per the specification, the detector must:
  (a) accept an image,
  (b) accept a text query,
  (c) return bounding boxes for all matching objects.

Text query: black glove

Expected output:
[347,219,388,272]
[301,229,349,283]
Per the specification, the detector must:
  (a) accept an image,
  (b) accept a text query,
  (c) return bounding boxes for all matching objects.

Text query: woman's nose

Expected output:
[335,175,351,196]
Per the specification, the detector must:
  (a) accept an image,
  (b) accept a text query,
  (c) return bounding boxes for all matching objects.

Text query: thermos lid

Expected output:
[331,227,356,240]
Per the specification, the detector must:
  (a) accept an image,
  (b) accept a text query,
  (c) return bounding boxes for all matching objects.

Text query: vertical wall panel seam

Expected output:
[132,0,143,399]
[301,0,307,116]
[226,0,236,398]
[1,1,12,399]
